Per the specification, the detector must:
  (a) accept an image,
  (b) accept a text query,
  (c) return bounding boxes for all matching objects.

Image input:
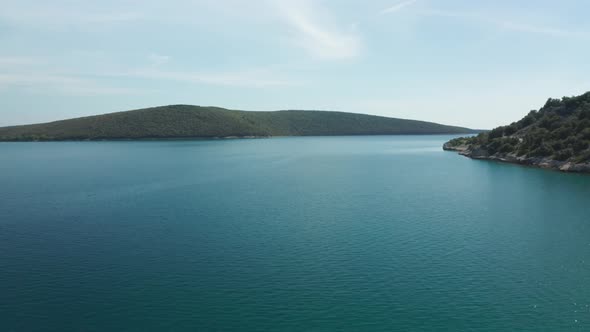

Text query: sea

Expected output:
[1,135,590,331]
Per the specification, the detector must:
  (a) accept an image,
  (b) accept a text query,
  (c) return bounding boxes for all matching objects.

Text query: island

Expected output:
[444,91,590,173]
[0,105,476,141]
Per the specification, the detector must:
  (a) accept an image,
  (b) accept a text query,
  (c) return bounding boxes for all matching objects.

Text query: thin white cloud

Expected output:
[0,73,143,96]
[0,50,294,95]
[0,2,143,27]
[0,54,144,95]
[0,56,45,67]
[148,54,171,67]
[108,68,295,88]
[7,11,142,25]
[422,9,584,38]
[0,67,292,93]
[380,0,418,15]
[272,0,361,59]
[0,51,294,98]
[499,21,572,37]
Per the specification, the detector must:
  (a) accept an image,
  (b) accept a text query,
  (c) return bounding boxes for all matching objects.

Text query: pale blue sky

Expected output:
[1,0,589,128]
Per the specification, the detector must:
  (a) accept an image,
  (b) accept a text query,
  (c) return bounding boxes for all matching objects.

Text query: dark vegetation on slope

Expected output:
[444,92,590,171]
[0,105,475,141]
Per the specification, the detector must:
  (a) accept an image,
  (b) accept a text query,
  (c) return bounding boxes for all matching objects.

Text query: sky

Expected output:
[0,0,589,129]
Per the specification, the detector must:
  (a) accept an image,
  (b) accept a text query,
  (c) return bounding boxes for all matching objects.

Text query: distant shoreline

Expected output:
[0,133,476,142]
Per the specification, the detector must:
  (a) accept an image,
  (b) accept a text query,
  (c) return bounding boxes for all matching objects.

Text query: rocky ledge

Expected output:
[443,142,590,173]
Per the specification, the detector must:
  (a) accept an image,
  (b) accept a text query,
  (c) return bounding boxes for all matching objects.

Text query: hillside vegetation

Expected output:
[444,92,590,172]
[0,105,475,141]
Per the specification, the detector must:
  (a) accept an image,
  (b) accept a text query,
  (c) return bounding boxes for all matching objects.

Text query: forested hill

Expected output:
[0,105,476,141]
[444,92,590,172]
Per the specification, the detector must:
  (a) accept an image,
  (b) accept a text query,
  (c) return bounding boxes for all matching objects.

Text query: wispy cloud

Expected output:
[0,73,143,96]
[108,67,295,88]
[148,54,171,67]
[0,56,45,67]
[0,68,292,95]
[0,2,143,27]
[380,0,418,15]
[272,0,361,60]
[0,51,294,98]
[0,54,147,96]
[422,9,584,38]
[499,21,573,37]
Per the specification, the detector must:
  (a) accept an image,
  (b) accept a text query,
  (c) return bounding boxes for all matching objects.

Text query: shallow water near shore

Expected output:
[1,135,590,331]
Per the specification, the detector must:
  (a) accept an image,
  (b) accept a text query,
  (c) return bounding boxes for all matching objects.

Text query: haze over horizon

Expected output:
[1,0,589,129]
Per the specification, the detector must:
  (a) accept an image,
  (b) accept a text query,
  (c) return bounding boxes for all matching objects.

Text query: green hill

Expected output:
[0,105,475,141]
[444,92,590,173]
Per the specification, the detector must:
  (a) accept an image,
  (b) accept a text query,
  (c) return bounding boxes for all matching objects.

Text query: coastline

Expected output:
[0,135,272,142]
[443,142,590,173]
[0,132,476,142]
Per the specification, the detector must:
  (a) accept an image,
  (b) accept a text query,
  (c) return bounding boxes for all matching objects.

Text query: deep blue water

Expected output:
[1,135,590,331]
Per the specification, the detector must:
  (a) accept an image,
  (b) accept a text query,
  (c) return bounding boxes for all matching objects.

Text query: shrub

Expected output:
[499,143,515,153]
[488,127,505,139]
[573,140,589,153]
[555,148,574,161]
[530,143,553,157]
[504,124,518,136]
[580,128,590,140]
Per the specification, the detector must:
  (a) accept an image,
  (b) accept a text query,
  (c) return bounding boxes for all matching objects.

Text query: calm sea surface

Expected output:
[1,136,590,331]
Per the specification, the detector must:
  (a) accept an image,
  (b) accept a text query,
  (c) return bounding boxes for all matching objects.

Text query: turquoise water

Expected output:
[1,136,590,331]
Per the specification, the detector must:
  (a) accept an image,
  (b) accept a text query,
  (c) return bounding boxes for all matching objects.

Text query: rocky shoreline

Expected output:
[443,142,590,173]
